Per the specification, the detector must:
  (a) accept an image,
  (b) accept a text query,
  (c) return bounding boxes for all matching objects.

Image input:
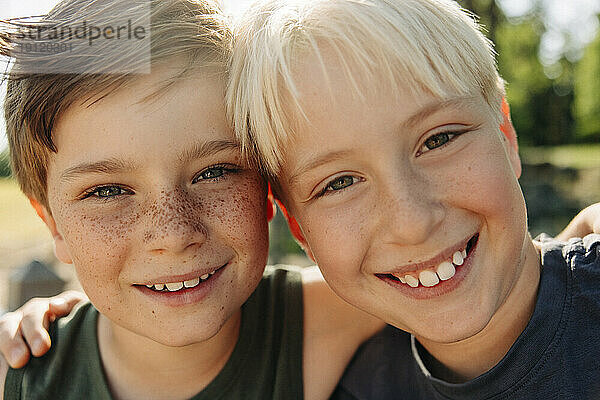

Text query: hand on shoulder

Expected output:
[0,291,87,369]
[556,203,600,241]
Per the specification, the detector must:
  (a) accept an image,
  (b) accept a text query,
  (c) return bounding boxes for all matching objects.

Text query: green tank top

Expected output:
[4,266,304,400]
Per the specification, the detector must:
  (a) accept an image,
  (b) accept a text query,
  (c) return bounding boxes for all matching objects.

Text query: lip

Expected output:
[376,234,479,300]
[136,263,229,286]
[382,234,474,276]
[134,263,228,307]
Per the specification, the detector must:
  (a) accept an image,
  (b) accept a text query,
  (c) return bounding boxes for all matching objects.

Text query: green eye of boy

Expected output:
[424,133,450,150]
[95,186,124,198]
[328,176,354,191]
[198,167,224,180]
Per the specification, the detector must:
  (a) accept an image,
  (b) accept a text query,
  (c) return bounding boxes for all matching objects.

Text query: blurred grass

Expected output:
[520,143,600,169]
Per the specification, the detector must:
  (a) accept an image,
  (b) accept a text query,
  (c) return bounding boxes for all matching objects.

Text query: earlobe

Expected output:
[29,198,73,264]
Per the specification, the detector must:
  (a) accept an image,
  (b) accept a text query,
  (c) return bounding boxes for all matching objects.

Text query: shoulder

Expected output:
[565,233,600,266]
[257,265,304,314]
[301,265,384,400]
[334,326,413,400]
[539,233,600,273]
[301,266,382,341]
[5,303,98,399]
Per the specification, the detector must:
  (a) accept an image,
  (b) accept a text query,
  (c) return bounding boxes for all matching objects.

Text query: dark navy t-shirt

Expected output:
[332,234,600,400]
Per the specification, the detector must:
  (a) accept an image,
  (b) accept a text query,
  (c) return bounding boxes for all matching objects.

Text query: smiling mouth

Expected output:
[137,263,227,293]
[377,234,479,288]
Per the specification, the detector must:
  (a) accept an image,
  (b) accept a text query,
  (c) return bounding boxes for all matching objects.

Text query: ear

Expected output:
[29,198,73,264]
[275,199,315,262]
[499,98,522,178]
[266,184,276,222]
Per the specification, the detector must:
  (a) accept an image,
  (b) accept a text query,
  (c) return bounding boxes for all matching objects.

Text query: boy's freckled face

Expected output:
[278,53,530,343]
[44,68,269,346]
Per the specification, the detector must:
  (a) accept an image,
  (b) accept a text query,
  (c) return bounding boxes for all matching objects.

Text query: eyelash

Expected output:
[192,164,241,184]
[79,165,241,201]
[417,128,470,156]
[80,185,133,202]
[315,175,361,198]
[313,128,472,199]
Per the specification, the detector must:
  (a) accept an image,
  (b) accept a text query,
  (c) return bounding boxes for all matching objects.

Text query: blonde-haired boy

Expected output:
[0,0,378,398]
[226,0,600,398]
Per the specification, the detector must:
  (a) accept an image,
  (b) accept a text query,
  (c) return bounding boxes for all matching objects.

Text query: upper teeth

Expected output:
[145,269,217,292]
[391,249,467,288]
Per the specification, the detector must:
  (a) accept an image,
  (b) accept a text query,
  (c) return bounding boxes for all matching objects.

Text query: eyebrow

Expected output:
[401,96,477,130]
[288,149,354,188]
[60,139,241,182]
[178,139,240,163]
[60,158,136,182]
[287,96,477,187]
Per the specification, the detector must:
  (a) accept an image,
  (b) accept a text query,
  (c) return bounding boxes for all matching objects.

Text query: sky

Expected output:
[1,0,599,151]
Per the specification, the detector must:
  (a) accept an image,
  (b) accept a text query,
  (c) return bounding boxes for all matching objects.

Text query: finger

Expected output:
[0,311,31,369]
[19,300,53,358]
[47,291,87,325]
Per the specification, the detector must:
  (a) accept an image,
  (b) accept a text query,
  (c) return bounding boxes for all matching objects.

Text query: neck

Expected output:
[416,237,541,382]
[97,310,241,400]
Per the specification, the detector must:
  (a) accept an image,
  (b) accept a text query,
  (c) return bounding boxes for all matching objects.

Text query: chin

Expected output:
[413,309,495,345]
[149,322,226,348]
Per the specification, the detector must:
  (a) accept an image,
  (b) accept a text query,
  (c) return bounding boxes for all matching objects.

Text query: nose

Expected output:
[142,189,208,255]
[377,169,445,246]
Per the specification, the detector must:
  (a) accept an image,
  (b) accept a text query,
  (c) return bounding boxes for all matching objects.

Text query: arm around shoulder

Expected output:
[301,266,384,400]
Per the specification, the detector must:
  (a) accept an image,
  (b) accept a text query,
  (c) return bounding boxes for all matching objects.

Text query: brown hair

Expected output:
[2,0,232,208]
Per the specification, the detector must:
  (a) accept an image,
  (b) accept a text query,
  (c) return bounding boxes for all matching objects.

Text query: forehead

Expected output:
[50,68,232,170]
[288,48,484,139]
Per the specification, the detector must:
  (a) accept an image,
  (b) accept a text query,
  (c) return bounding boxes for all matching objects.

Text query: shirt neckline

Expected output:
[410,243,570,399]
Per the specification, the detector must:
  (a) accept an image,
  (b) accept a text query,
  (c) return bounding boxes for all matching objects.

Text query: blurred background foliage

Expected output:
[0,150,10,178]
[461,0,599,146]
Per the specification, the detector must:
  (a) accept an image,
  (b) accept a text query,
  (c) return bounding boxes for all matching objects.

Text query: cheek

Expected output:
[213,175,269,263]
[298,201,371,278]
[51,203,138,291]
[443,140,527,235]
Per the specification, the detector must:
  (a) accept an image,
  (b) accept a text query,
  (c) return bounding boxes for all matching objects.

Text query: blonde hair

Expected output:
[228,0,505,178]
[2,0,232,208]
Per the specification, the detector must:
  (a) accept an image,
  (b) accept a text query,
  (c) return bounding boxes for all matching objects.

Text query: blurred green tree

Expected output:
[574,28,600,141]
[459,0,577,145]
[496,19,575,145]
[458,0,502,44]
[0,149,11,177]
